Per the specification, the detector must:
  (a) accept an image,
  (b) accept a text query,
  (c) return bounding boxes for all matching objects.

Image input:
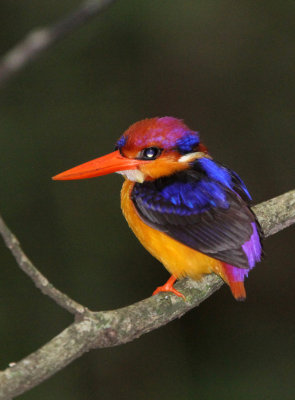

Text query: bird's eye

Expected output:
[139,147,162,160]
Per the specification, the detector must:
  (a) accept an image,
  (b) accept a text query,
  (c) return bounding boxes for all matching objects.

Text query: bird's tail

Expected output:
[222,263,247,301]
[228,280,246,301]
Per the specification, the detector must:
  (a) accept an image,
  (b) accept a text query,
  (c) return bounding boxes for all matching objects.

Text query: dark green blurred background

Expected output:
[0,1,294,399]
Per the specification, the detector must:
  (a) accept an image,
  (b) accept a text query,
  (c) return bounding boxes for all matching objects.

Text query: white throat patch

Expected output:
[117,169,145,183]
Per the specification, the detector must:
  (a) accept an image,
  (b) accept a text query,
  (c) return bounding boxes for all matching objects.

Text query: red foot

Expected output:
[152,275,186,300]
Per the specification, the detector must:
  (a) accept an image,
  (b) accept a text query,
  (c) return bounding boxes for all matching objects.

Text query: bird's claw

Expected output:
[153,285,186,300]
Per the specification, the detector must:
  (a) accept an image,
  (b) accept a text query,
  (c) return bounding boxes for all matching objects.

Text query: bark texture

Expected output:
[0,0,117,87]
[0,189,294,399]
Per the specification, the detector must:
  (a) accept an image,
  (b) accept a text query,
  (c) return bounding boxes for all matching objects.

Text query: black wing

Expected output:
[131,165,258,268]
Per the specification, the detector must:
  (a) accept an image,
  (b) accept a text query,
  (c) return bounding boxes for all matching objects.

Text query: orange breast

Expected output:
[121,180,226,281]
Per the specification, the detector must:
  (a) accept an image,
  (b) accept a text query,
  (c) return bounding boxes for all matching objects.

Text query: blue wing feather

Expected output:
[132,159,262,268]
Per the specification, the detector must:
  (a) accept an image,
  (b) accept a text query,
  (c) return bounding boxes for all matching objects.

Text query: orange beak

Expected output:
[52,150,146,181]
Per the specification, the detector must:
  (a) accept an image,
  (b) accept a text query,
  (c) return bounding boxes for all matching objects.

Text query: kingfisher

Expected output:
[53,117,263,300]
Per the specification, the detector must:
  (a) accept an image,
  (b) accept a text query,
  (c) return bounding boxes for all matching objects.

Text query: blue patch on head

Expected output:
[115,135,127,149]
[176,132,199,154]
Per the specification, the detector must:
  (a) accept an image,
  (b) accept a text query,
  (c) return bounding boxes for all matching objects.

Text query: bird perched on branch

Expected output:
[53,117,263,300]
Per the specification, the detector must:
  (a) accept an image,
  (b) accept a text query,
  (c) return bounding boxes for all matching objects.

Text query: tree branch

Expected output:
[0,0,117,87]
[0,189,294,399]
[0,214,86,315]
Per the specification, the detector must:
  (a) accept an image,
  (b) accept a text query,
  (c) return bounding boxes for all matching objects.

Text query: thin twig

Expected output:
[0,0,117,87]
[0,189,294,399]
[0,214,86,315]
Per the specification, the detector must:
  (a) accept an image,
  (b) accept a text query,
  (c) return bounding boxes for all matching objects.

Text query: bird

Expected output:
[52,117,263,300]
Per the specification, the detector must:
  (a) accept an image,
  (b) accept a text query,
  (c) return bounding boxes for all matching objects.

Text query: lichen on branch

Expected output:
[0,189,294,399]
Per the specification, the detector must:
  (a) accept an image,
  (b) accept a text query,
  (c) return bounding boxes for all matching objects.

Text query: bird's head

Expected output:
[52,117,209,183]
